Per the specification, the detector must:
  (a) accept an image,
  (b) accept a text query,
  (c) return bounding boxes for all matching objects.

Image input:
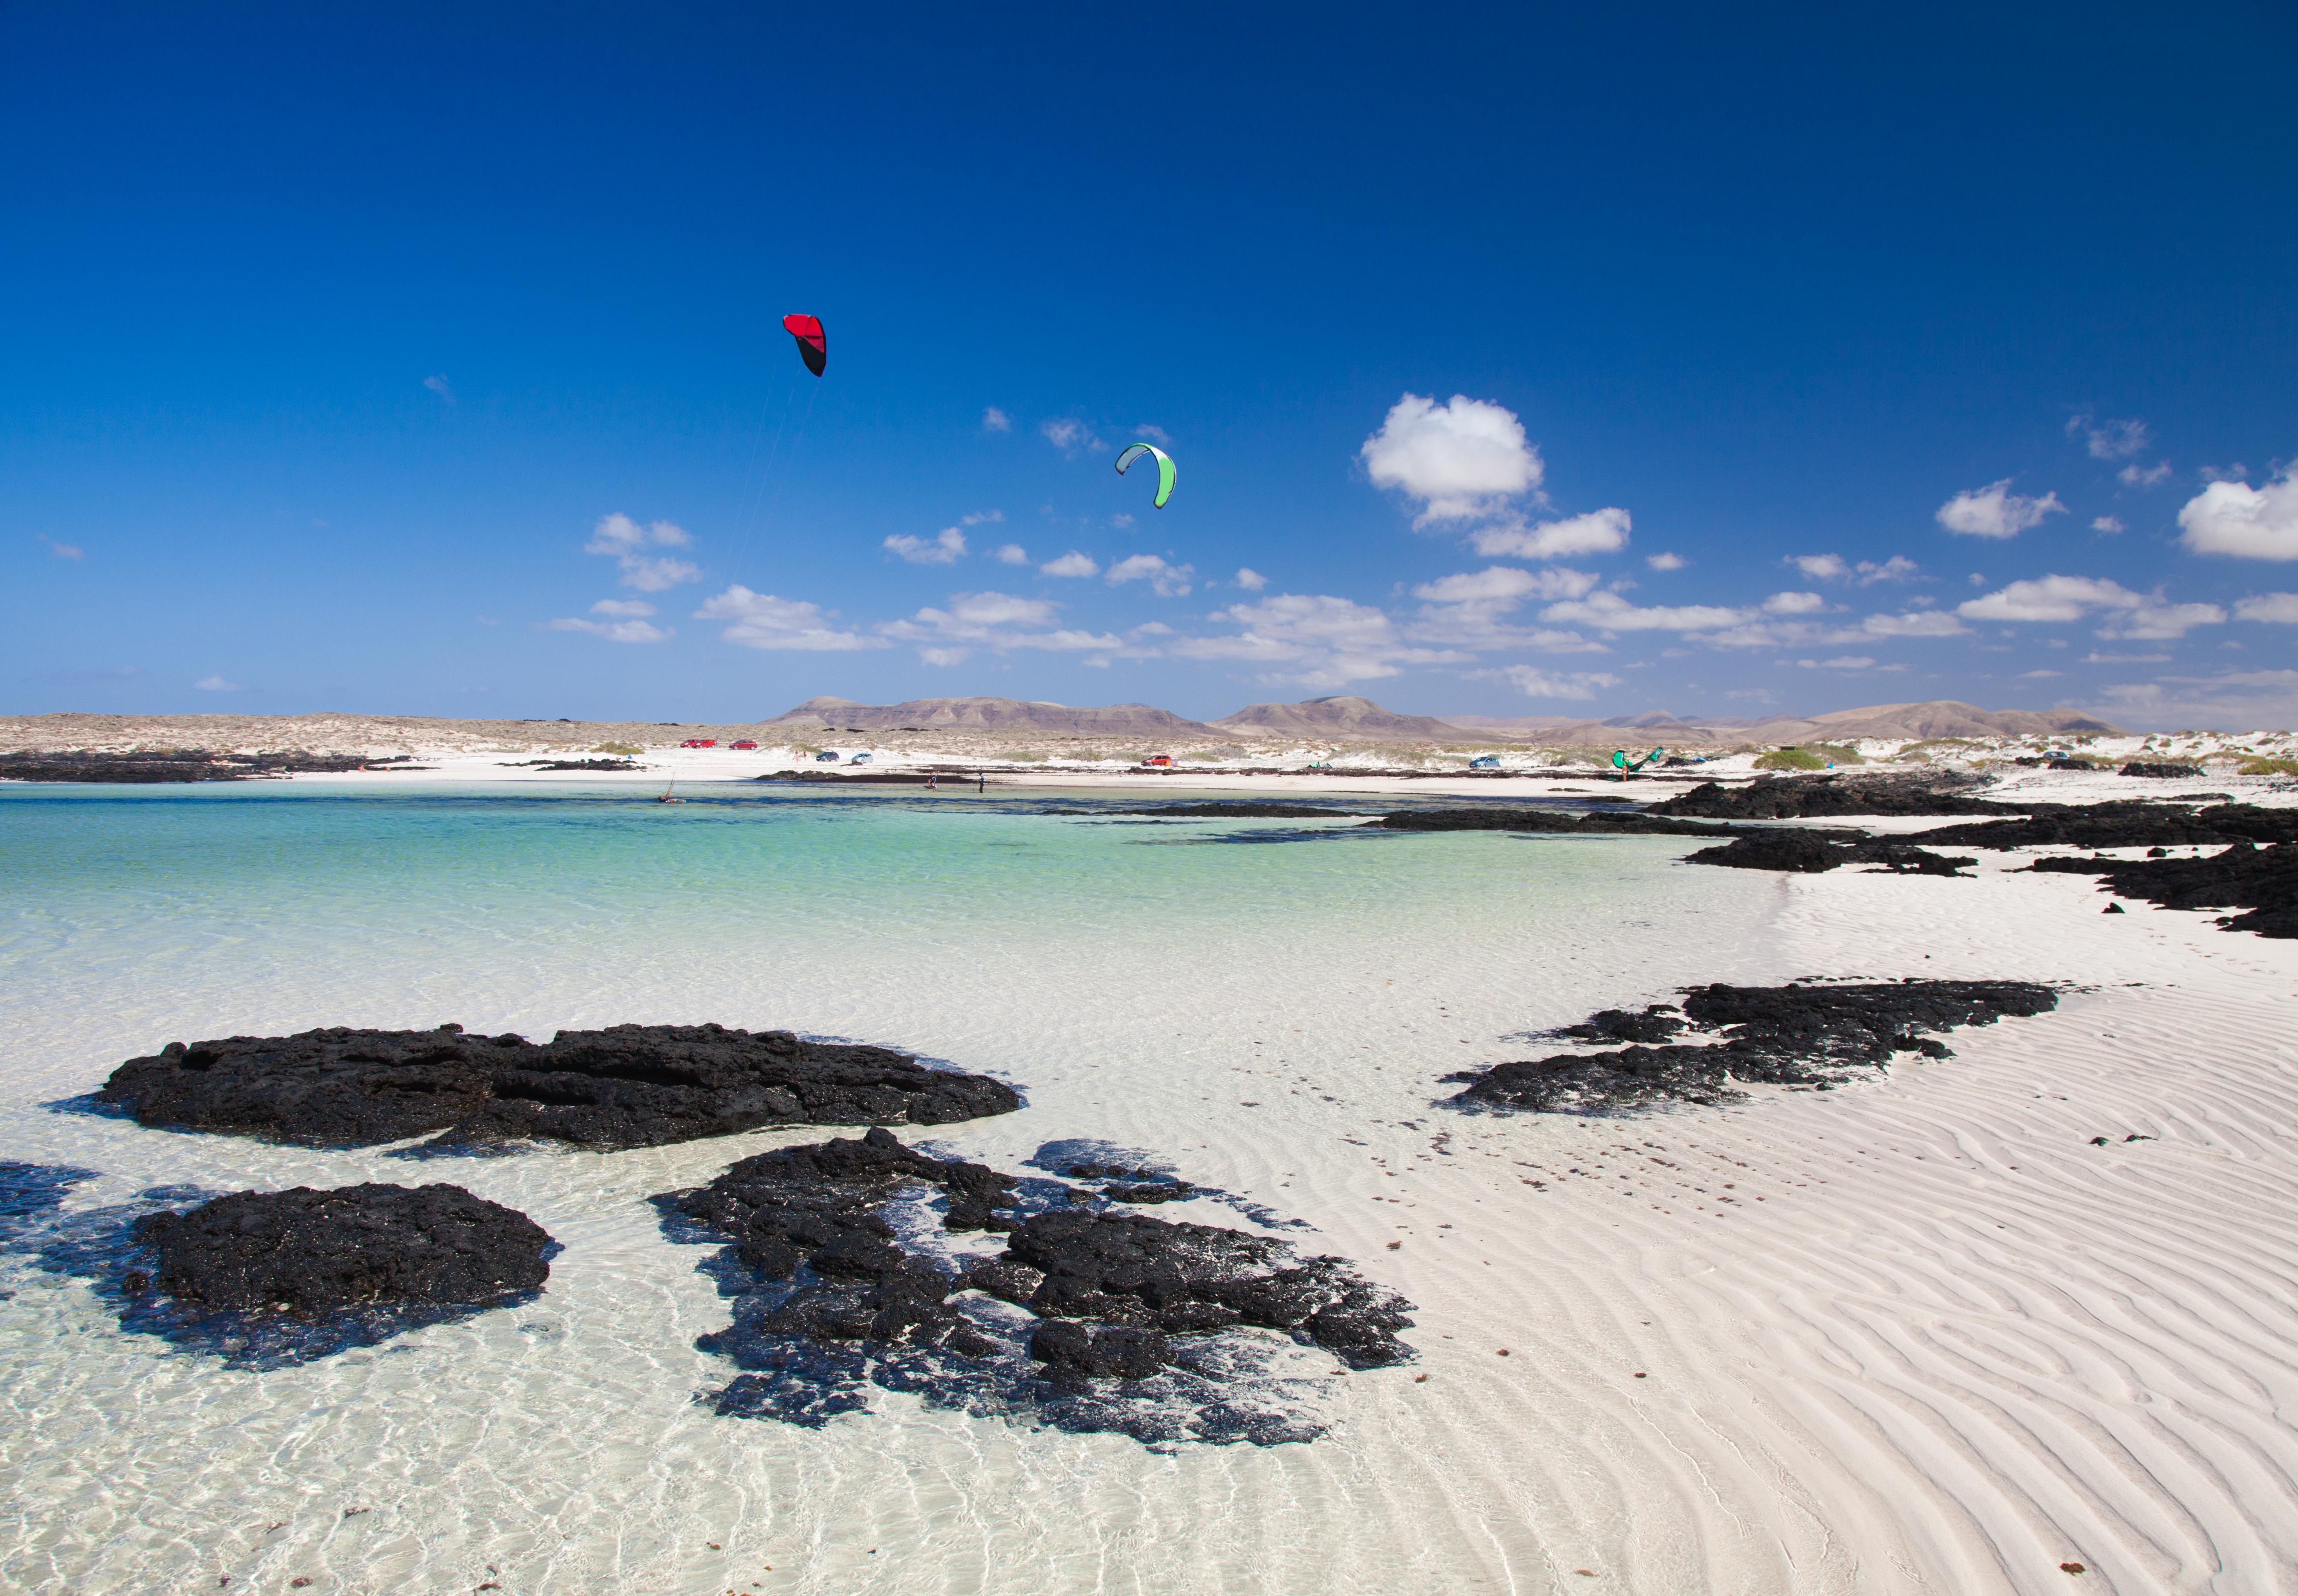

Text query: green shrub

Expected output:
[1754,747,1828,771]
[2239,757,2298,776]
[590,741,642,756]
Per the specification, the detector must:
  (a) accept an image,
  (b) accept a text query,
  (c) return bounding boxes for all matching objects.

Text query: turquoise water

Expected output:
[0,782,1785,1594]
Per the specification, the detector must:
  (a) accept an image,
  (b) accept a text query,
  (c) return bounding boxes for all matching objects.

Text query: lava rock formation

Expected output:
[1447,980,2059,1114]
[2031,842,2298,938]
[98,1023,1022,1150]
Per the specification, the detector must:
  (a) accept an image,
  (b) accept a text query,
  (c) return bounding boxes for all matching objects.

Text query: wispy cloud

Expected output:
[2117,461,2172,489]
[1959,574,2225,639]
[192,674,246,691]
[693,587,886,651]
[1041,418,1104,455]
[1469,507,1630,561]
[993,543,1031,565]
[884,527,968,564]
[1234,567,1268,591]
[1481,665,1622,699]
[2234,592,2298,623]
[2092,516,2126,534]
[2092,668,2298,730]
[1170,592,1469,688]
[879,591,1126,664]
[1040,551,1099,578]
[1537,590,1748,632]
[1105,554,1195,596]
[1792,553,1922,586]
[981,406,1011,434]
[37,535,84,560]
[423,374,456,405]
[1645,552,1686,571]
[1936,480,2066,539]
[585,512,699,591]
[2065,413,2149,460]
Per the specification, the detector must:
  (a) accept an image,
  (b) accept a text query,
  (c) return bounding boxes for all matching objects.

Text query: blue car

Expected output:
[1469,755,1502,770]
[816,751,840,763]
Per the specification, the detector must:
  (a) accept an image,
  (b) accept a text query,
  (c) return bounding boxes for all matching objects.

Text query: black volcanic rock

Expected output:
[1374,806,1743,838]
[1447,980,2058,1114]
[659,1129,1413,1445]
[1650,774,2002,820]
[1683,831,1975,876]
[98,1023,1021,1150]
[134,1183,551,1313]
[2031,842,2298,938]
[0,750,400,783]
[1103,803,1363,819]
[2120,762,2206,778]
[1918,802,2298,851]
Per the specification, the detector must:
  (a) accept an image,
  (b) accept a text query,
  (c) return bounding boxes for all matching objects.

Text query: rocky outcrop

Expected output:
[1446,980,2059,1114]
[133,1183,551,1312]
[2120,762,2207,778]
[1651,774,2002,820]
[1917,803,2298,851]
[660,1128,1413,1445]
[0,750,412,783]
[2031,843,2298,938]
[1683,831,1974,876]
[98,1023,1021,1150]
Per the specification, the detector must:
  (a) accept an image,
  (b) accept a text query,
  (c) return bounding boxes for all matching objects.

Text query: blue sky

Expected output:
[6,4,2295,729]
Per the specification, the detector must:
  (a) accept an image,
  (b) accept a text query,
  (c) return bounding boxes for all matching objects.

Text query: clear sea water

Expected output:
[0,781,1784,1594]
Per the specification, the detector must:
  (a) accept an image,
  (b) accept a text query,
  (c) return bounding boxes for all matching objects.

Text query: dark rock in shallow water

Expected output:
[1375,806,1744,838]
[1447,980,2058,1114]
[97,1023,1021,1150]
[1683,831,1975,876]
[2031,842,2298,938]
[658,1128,1412,1446]
[1098,803,1364,819]
[1651,773,2002,820]
[136,1183,551,1312]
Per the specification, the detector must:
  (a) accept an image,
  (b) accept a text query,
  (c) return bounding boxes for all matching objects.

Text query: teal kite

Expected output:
[1114,442,1176,509]
[1612,747,1664,773]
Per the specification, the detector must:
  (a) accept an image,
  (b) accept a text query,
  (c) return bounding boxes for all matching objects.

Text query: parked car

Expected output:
[680,738,718,748]
[850,752,873,765]
[1469,755,1502,770]
[730,740,758,750]
[816,751,841,762]
[1142,754,1174,768]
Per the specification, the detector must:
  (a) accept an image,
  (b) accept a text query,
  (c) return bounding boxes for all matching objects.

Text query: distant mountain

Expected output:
[1780,700,2122,741]
[764,696,1214,735]
[1444,699,2123,746]
[1212,696,1470,741]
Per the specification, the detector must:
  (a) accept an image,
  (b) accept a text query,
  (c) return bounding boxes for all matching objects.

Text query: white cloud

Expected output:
[1821,656,1876,670]
[1791,554,1849,581]
[1936,480,2067,539]
[1645,552,1686,571]
[2201,464,2250,484]
[1361,393,1543,525]
[544,615,672,643]
[1469,507,1630,560]
[192,674,244,691]
[2118,461,2172,488]
[1407,567,1606,651]
[2066,413,2150,460]
[2019,669,2065,679]
[1411,566,1598,604]
[2178,468,2298,560]
[2092,516,2127,534]
[1132,621,1175,637]
[884,527,968,564]
[920,647,971,667]
[1171,593,1468,687]
[1041,418,1104,455]
[1490,665,1622,700]
[423,374,456,405]
[1848,610,1968,639]
[1957,574,2226,639]
[1234,567,1267,591]
[879,591,1124,660]
[38,535,83,560]
[1040,551,1100,578]
[1537,590,1749,632]
[692,586,886,651]
[1762,591,1828,615]
[2083,651,2171,664]
[1856,555,1920,585]
[1106,554,1195,596]
[993,543,1030,565]
[1132,424,1171,445]
[962,510,1004,526]
[588,598,656,618]
[585,512,699,590]
[2234,593,2298,623]
[1109,513,1135,530]
[981,407,1011,434]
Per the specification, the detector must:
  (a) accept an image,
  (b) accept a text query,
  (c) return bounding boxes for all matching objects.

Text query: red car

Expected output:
[1142,754,1174,767]
[679,738,719,748]
[730,740,758,750]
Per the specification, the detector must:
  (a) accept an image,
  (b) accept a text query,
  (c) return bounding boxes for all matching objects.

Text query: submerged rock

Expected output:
[2032,842,2298,938]
[1447,980,2059,1114]
[1373,806,1745,838]
[98,1023,1021,1150]
[135,1183,551,1313]
[658,1128,1413,1446]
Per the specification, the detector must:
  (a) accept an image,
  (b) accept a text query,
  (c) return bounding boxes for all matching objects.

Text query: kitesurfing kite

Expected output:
[1114,442,1175,509]
[782,314,826,377]
[1612,747,1664,773]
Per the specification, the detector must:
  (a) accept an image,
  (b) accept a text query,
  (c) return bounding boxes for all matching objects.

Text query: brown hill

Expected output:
[764,696,1214,735]
[1442,700,2123,747]
[1212,696,1469,741]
